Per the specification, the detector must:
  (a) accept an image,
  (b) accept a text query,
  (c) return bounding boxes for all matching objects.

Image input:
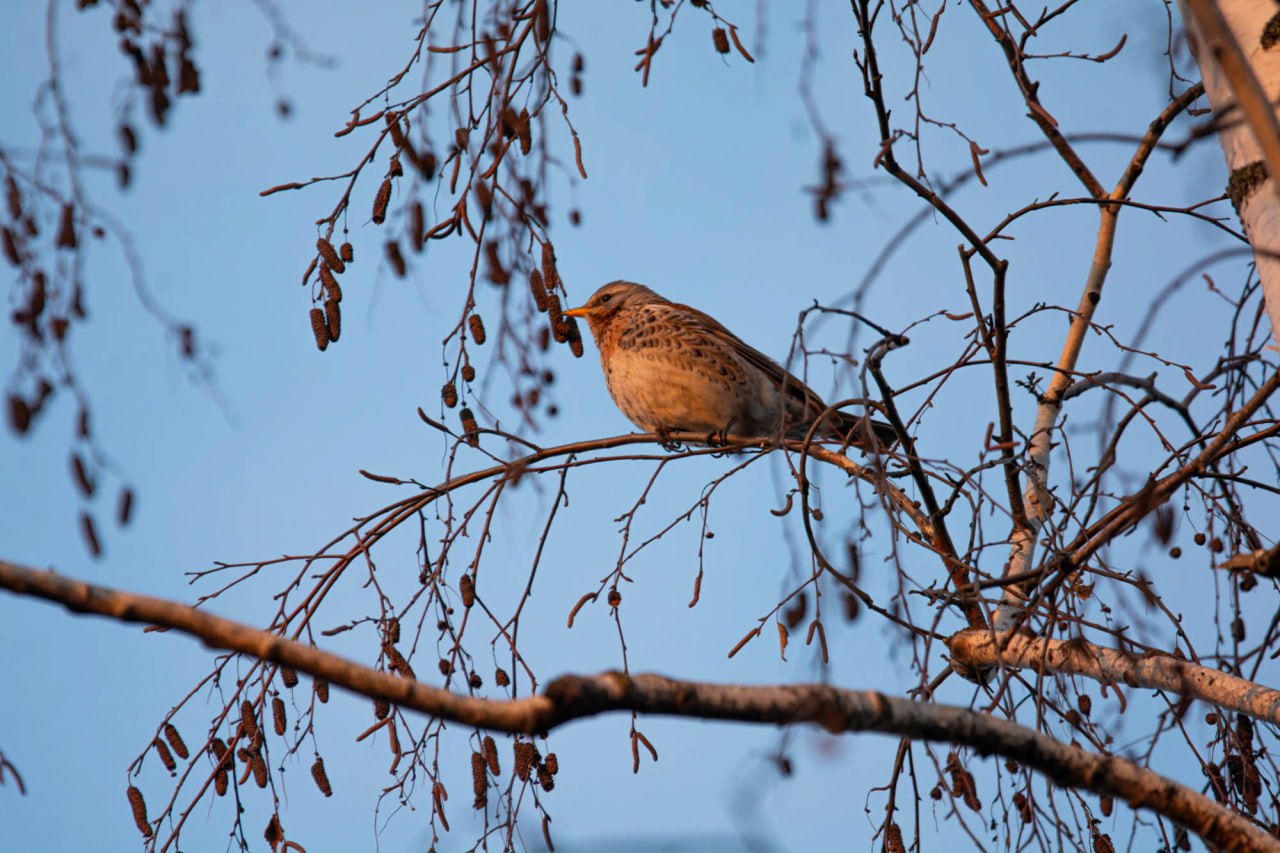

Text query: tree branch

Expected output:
[0,558,1272,852]
[948,627,1280,726]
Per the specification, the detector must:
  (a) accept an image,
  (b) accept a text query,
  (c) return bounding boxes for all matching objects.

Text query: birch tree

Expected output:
[2,2,1279,851]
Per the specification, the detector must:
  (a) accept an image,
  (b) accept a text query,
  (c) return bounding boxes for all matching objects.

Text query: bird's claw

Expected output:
[655,427,684,452]
[705,427,731,448]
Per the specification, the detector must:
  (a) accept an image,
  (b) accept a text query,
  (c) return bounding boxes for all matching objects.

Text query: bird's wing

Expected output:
[670,300,898,447]
[668,300,831,412]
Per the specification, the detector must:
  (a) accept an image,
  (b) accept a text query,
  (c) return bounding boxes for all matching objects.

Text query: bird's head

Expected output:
[563,281,664,337]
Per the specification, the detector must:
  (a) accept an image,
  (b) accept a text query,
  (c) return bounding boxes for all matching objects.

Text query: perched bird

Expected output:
[564,281,896,449]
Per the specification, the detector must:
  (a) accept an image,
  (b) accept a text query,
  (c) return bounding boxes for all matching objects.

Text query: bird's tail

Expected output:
[829,410,899,451]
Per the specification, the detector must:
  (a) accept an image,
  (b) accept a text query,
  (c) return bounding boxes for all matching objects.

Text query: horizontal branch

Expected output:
[0,559,1273,851]
[948,628,1280,725]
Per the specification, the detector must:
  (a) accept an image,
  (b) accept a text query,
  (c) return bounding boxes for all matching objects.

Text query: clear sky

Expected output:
[0,2,1267,851]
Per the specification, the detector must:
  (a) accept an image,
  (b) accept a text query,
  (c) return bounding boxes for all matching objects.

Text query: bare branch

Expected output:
[0,558,1272,853]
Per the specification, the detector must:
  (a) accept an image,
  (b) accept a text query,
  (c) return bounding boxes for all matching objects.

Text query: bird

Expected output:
[563,281,896,450]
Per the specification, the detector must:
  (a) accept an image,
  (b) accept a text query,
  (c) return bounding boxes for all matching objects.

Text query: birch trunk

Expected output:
[1177,0,1280,341]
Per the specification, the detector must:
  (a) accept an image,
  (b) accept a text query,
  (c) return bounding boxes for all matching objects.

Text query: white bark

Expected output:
[1177,0,1280,342]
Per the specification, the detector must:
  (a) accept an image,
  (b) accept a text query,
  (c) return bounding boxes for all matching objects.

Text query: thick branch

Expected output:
[0,559,1272,851]
[948,628,1280,726]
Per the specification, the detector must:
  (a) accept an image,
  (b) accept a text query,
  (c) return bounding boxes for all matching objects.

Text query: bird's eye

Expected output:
[600,293,612,304]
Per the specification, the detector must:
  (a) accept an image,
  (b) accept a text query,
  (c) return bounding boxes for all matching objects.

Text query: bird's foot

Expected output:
[704,426,731,448]
[655,427,684,452]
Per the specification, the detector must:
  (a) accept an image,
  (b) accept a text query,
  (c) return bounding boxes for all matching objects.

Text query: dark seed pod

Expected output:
[311,756,332,796]
[495,668,510,687]
[607,589,622,607]
[71,453,95,497]
[281,667,299,688]
[546,295,566,342]
[1238,713,1254,750]
[459,574,476,607]
[385,240,406,278]
[884,822,904,853]
[325,298,341,343]
[537,763,554,791]
[517,108,532,155]
[1,227,20,266]
[712,27,730,54]
[154,738,176,771]
[264,814,283,847]
[240,701,259,740]
[483,736,500,775]
[442,382,459,408]
[374,698,390,719]
[475,183,493,217]
[127,785,152,838]
[461,364,476,383]
[214,768,228,796]
[117,488,134,526]
[455,127,470,150]
[120,123,138,154]
[81,512,102,558]
[1012,791,1031,822]
[388,154,403,178]
[540,241,559,290]
[514,741,534,781]
[251,751,268,787]
[566,318,584,358]
[310,307,330,351]
[163,723,188,759]
[340,242,354,263]
[499,107,519,139]
[529,269,548,312]
[372,178,392,224]
[272,696,287,735]
[472,751,488,808]
[8,394,30,434]
[468,314,486,345]
[5,175,21,219]
[484,241,508,284]
[314,679,329,703]
[319,263,342,302]
[316,238,344,274]
[544,753,558,775]
[460,407,479,447]
[56,204,77,249]
[386,111,407,148]
[408,201,425,252]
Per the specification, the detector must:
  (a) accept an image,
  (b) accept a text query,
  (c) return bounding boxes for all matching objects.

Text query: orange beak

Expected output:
[562,305,591,318]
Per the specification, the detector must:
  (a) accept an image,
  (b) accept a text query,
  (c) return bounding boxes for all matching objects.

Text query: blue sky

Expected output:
[1,2,1267,851]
